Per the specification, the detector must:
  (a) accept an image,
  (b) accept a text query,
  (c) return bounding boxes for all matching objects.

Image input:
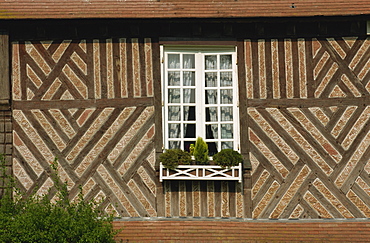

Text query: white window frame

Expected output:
[161,45,240,155]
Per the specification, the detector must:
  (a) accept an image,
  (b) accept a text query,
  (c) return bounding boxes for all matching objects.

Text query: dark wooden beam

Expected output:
[0,31,9,106]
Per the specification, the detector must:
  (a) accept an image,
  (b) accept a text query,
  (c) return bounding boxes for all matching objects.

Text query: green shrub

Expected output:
[0,155,117,243]
[160,149,192,170]
[193,137,209,165]
[213,149,243,168]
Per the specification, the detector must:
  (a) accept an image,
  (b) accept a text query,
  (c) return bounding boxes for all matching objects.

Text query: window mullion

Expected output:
[195,53,204,140]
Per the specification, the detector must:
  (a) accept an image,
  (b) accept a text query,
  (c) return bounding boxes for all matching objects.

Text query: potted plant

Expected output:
[159,138,243,182]
[159,149,191,170]
[213,149,243,169]
[193,137,209,165]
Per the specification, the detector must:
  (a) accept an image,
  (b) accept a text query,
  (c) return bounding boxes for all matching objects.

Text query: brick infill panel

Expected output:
[113,218,370,242]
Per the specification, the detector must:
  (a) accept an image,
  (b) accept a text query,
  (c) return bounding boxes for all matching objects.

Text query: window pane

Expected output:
[205,55,217,70]
[221,141,233,150]
[168,54,180,69]
[206,107,218,122]
[206,124,218,139]
[168,71,180,86]
[221,124,233,139]
[220,72,232,87]
[183,54,195,69]
[205,72,217,87]
[221,107,233,121]
[184,141,196,152]
[184,124,196,138]
[220,55,232,69]
[169,124,181,138]
[168,106,181,121]
[220,89,233,104]
[183,71,195,86]
[168,89,180,103]
[169,141,181,149]
[205,90,218,104]
[207,142,218,156]
[184,106,196,121]
[183,89,195,103]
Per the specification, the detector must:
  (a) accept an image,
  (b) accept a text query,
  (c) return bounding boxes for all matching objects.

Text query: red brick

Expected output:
[114,220,370,242]
[0,0,370,19]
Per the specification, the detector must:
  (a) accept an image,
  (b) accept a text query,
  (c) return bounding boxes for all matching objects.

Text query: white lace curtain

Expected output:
[167,54,234,151]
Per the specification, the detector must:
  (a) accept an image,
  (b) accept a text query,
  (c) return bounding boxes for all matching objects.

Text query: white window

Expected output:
[162,46,239,155]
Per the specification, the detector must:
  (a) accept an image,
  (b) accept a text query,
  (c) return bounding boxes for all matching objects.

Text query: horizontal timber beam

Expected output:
[13,97,154,110]
[247,97,370,108]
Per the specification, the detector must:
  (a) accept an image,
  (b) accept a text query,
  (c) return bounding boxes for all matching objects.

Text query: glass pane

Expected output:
[221,124,233,139]
[184,141,195,152]
[183,71,195,86]
[206,107,218,122]
[184,124,196,138]
[184,106,196,121]
[168,71,180,86]
[169,124,181,138]
[183,89,195,103]
[205,55,217,70]
[220,55,232,69]
[169,141,180,149]
[168,54,180,69]
[205,72,217,87]
[183,54,195,69]
[168,89,180,103]
[221,141,233,150]
[220,72,232,87]
[168,106,181,121]
[206,124,218,139]
[220,89,233,104]
[221,107,233,121]
[205,90,217,104]
[207,142,218,156]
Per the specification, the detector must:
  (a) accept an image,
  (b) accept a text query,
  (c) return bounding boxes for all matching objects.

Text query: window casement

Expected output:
[161,46,239,155]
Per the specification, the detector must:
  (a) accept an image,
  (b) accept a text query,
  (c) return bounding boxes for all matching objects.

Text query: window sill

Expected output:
[159,162,242,182]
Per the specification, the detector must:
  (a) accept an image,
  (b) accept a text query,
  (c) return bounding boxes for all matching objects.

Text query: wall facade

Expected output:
[5,19,370,219]
[245,37,370,218]
[12,38,161,217]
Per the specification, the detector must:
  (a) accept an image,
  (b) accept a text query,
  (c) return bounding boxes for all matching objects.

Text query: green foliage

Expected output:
[0,155,117,243]
[193,137,209,165]
[160,149,192,170]
[189,144,195,156]
[213,149,243,168]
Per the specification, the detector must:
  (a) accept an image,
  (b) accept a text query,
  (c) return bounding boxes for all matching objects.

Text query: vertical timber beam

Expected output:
[0,31,11,198]
[0,31,9,103]
[237,39,252,218]
[152,38,165,216]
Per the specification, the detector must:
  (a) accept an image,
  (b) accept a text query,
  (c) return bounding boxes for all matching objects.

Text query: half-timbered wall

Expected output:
[9,31,370,219]
[246,37,370,218]
[12,38,161,217]
[162,180,244,218]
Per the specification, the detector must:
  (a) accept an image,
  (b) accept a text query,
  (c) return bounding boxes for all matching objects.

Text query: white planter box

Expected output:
[159,163,242,182]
